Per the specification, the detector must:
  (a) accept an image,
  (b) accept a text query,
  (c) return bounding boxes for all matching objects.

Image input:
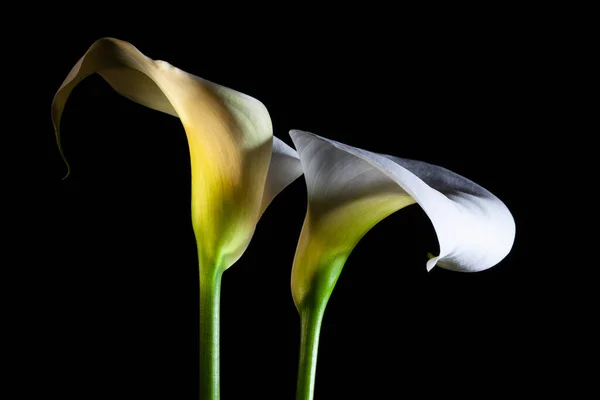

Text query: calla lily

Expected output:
[289,129,515,400]
[52,38,303,399]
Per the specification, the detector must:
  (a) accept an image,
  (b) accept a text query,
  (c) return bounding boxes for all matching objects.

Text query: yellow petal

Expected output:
[52,38,274,269]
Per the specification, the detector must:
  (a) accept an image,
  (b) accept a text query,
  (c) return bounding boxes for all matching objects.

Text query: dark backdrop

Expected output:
[35,15,580,400]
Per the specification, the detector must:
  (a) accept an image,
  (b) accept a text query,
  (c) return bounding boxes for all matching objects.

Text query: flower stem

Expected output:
[199,265,223,400]
[296,304,326,400]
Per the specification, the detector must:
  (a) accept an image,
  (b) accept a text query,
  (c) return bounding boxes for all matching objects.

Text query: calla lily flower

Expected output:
[52,38,303,399]
[289,129,515,400]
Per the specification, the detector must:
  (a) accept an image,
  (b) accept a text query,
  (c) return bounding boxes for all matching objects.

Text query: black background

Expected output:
[30,12,587,400]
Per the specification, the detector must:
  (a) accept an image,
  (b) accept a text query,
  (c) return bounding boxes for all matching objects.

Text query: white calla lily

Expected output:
[289,129,515,400]
[52,38,303,400]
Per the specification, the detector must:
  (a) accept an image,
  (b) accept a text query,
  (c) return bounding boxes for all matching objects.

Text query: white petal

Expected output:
[290,130,515,273]
[260,137,304,215]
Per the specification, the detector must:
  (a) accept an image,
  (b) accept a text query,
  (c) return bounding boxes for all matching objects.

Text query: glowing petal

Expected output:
[289,130,515,308]
[52,38,300,269]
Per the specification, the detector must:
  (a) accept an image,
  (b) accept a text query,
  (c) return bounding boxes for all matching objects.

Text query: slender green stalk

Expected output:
[296,304,327,400]
[200,265,223,400]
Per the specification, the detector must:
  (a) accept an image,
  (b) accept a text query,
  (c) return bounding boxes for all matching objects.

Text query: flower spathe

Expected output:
[289,129,515,309]
[290,129,515,400]
[52,37,303,270]
[52,38,304,399]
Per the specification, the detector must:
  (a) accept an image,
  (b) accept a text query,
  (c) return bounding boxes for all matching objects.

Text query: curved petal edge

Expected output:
[290,129,515,275]
[52,37,292,269]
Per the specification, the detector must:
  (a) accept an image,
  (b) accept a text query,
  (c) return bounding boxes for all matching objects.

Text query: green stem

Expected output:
[296,305,326,400]
[200,266,223,400]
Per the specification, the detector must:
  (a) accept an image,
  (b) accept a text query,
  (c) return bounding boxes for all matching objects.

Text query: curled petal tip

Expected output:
[52,38,300,270]
[289,130,515,306]
[426,253,437,272]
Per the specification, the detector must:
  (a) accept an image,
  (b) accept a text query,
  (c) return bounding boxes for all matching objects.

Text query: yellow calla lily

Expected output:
[52,38,302,399]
